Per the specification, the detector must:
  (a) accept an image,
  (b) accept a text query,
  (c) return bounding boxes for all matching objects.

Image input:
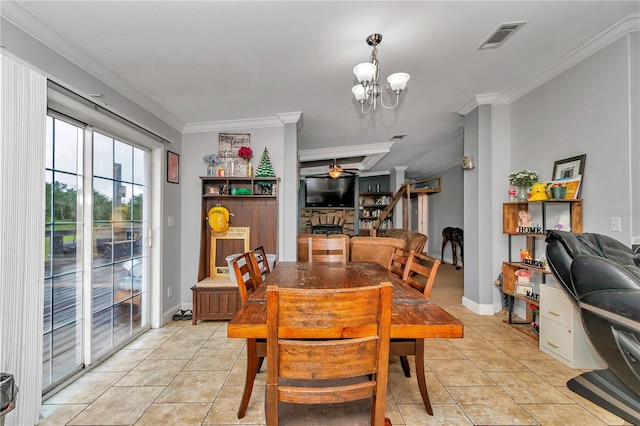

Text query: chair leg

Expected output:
[415,339,433,415]
[256,356,264,374]
[238,339,259,419]
[400,356,411,378]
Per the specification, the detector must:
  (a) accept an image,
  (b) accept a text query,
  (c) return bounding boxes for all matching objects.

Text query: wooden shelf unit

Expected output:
[501,199,583,328]
[202,176,278,198]
[194,177,279,323]
[358,192,393,236]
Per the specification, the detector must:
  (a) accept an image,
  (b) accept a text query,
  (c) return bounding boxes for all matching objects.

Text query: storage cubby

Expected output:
[501,199,583,330]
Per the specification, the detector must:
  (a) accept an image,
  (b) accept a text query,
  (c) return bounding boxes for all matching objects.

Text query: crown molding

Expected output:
[277,112,303,131]
[507,14,639,104]
[457,93,502,115]
[298,142,393,162]
[183,116,286,134]
[457,14,639,115]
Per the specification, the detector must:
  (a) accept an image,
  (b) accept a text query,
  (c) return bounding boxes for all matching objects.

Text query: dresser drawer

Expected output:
[540,316,572,362]
[540,284,574,328]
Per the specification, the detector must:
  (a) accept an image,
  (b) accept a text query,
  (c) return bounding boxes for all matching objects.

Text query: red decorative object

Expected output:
[238,146,253,160]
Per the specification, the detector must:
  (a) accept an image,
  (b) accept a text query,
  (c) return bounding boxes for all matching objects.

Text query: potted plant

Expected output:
[509,169,539,201]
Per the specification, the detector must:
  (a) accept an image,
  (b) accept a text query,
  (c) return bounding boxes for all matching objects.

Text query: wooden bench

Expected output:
[191,277,242,324]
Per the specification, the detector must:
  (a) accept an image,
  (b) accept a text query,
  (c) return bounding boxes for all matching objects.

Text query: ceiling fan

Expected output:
[327,160,359,179]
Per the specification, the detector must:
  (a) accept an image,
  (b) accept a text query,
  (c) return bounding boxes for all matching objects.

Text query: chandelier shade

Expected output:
[387,72,410,92]
[353,62,377,84]
[352,33,410,115]
[351,85,366,101]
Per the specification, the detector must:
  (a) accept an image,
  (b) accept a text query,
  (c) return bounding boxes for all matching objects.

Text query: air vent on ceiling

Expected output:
[478,22,525,50]
[390,134,407,141]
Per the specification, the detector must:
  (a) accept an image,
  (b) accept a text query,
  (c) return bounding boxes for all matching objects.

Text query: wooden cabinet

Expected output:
[194,177,279,322]
[539,283,605,369]
[198,176,279,282]
[191,279,242,323]
[358,192,393,236]
[501,199,583,328]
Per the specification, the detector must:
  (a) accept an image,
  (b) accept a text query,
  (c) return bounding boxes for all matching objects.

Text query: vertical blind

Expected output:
[0,54,47,425]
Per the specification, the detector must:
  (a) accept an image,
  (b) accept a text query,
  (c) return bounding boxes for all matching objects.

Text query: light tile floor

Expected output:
[39,307,633,426]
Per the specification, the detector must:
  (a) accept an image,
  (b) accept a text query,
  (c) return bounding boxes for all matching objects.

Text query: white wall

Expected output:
[510,34,638,244]
[179,127,285,308]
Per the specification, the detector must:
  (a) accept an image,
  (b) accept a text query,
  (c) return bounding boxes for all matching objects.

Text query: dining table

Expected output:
[227,261,464,415]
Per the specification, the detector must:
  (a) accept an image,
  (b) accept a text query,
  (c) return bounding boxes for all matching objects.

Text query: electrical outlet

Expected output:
[610,217,621,232]
[167,286,172,298]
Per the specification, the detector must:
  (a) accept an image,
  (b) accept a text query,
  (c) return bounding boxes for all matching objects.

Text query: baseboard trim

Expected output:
[462,297,495,315]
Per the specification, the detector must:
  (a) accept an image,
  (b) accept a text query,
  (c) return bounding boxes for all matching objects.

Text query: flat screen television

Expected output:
[305,176,355,207]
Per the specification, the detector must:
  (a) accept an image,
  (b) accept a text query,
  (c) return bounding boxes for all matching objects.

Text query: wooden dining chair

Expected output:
[304,236,348,263]
[387,247,409,278]
[402,250,441,298]
[230,251,267,419]
[390,250,442,415]
[253,245,271,279]
[231,251,263,300]
[266,282,393,426]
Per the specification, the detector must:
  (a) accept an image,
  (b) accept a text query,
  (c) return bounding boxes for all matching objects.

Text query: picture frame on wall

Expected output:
[218,133,251,161]
[552,154,586,180]
[167,151,179,184]
[552,154,586,198]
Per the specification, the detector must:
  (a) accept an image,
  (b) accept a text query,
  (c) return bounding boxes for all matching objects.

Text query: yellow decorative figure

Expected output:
[207,204,231,232]
[529,182,548,201]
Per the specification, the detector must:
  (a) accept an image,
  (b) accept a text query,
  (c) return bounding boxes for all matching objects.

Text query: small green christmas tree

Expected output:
[255,147,276,177]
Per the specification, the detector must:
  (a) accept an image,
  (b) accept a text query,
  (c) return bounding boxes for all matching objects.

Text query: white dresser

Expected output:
[539,283,606,369]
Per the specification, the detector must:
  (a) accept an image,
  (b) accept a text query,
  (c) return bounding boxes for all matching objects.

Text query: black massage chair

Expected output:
[546,230,640,424]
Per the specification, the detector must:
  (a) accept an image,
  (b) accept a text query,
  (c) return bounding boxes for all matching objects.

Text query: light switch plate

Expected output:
[610,217,621,232]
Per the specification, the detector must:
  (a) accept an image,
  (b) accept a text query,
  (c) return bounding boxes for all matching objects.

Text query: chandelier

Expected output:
[352,33,410,115]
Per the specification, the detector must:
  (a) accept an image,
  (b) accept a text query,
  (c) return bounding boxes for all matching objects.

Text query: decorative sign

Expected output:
[525,290,540,301]
[515,284,532,296]
[218,133,251,160]
[523,258,545,269]
[517,225,543,234]
[209,227,250,277]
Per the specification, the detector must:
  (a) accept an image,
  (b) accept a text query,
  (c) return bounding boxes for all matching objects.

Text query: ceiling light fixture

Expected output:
[352,33,410,115]
[328,162,343,179]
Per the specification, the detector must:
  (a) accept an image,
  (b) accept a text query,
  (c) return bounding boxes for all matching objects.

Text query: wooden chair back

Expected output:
[230,251,262,304]
[402,251,441,298]
[266,282,393,426]
[253,245,271,278]
[387,247,410,278]
[305,236,348,264]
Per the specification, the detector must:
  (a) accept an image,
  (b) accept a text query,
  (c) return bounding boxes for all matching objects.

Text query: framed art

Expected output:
[552,154,586,180]
[167,151,179,184]
[552,154,585,198]
[218,133,251,160]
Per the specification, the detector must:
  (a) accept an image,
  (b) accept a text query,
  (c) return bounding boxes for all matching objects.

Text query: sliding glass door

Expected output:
[91,132,148,358]
[43,115,84,388]
[43,115,150,392]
